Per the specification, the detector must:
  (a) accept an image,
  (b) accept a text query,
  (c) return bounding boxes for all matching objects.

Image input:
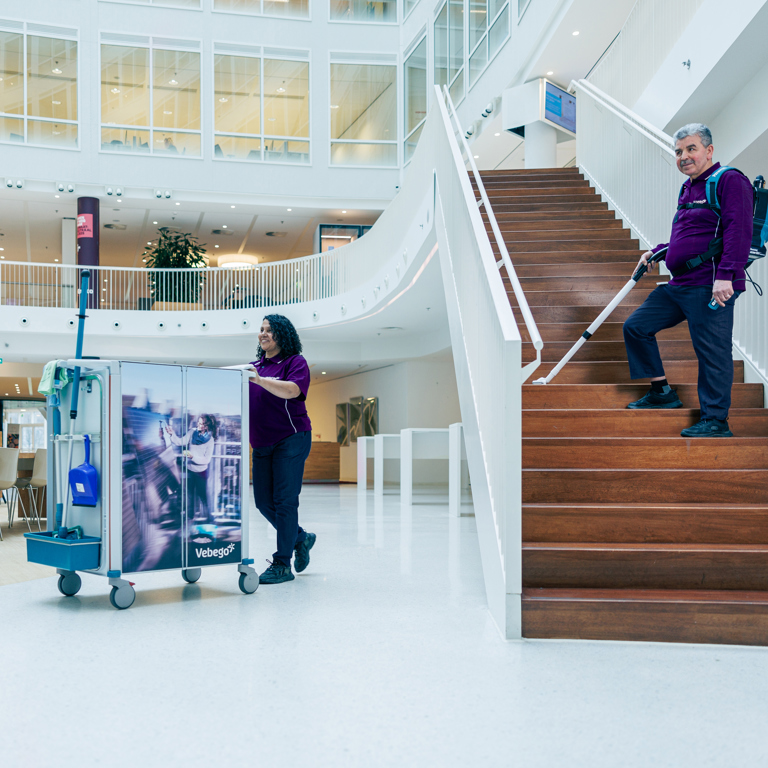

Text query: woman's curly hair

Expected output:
[256,314,303,359]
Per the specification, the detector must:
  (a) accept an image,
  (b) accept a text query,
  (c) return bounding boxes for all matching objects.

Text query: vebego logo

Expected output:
[195,543,236,559]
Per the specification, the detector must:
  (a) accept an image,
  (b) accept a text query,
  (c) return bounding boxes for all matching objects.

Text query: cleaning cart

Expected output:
[25,271,259,609]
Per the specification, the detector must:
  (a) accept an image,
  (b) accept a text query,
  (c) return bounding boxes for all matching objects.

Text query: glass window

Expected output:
[330,1,397,23]
[213,0,309,18]
[518,0,531,18]
[404,0,419,15]
[435,0,464,104]
[0,31,78,148]
[434,4,448,88]
[214,53,309,163]
[330,62,397,166]
[100,43,201,156]
[404,37,427,162]
[100,0,201,6]
[2,400,46,454]
[468,0,508,86]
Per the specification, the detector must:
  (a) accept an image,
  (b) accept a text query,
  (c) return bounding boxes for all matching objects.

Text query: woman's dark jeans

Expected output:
[252,430,312,566]
[188,469,211,523]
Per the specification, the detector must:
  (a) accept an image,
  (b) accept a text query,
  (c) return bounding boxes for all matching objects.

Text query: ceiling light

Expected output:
[54,258,59,262]
[218,253,259,268]
[495,132,500,136]
[52,131,61,135]
[572,30,579,35]
[474,155,479,158]
[163,110,173,115]
[55,194,60,198]
[0,247,4,251]
[219,97,228,103]
[52,67,62,74]
[111,87,120,94]
[52,100,61,105]
[547,71,554,75]
[215,244,219,248]
[287,208,292,211]
[222,225,227,228]
[321,371,327,375]
[276,87,286,93]
[153,221,158,224]
[175,202,180,205]
[147,241,152,245]
[169,79,178,85]
[330,105,339,109]
[116,199,122,202]
[230,205,235,208]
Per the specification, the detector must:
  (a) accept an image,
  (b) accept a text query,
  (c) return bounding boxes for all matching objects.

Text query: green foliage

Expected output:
[143,228,208,303]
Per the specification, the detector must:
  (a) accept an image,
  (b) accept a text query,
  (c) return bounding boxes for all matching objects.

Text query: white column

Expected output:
[357,436,371,492]
[525,120,557,169]
[374,433,385,496]
[400,429,413,506]
[449,422,463,517]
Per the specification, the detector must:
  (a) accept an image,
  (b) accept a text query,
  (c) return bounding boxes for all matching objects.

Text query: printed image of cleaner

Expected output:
[166,414,217,524]
[248,314,315,585]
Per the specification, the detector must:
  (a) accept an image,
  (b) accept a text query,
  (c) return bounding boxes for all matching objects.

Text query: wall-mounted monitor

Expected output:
[544,82,576,134]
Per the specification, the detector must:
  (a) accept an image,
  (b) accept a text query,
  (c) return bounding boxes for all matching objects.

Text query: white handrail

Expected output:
[441,85,543,375]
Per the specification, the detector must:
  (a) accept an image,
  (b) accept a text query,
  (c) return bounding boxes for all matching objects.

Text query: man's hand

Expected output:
[636,250,657,275]
[711,279,734,308]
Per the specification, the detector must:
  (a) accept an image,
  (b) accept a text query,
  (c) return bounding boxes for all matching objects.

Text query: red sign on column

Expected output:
[77,214,94,238]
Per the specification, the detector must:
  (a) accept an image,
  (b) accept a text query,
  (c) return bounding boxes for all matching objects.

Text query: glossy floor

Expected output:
[2,485,767,767]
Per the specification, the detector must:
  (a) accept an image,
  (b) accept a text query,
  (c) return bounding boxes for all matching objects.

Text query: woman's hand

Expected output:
[165,424,172,435]
[248,365,261,384]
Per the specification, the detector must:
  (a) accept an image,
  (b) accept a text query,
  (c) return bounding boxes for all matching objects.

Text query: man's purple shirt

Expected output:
[248,353,312,448]
[653,162,752,291]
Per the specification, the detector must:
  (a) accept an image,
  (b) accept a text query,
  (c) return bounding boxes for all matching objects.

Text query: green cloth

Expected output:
[38,361,69,396]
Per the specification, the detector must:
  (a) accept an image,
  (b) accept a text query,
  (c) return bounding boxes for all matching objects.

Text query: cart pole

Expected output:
[70,269,90,420]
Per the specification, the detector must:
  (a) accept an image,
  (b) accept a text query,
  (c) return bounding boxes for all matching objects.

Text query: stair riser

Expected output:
[477,181,590,191]
[521,383,763,409]
[523,340,695,363]
[523,507,768,544]
[485,211,615,223]
[485,187,596,198]
[489,203,609,213]
[523,410,765,437]
[523,551,768,590]
[527,360,745,384]
[513,289,653,307]
[522,470,768,503]
[491,224,627,236]
[521,599,768,645]
[510,252,643,266]
[519,322,690,342]
[513,263,638,278]
[504,239,640,253]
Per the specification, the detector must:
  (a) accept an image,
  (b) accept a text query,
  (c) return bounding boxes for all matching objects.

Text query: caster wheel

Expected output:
[109,585,136,610]
[238,572,259,594]
[182,568,202,584]
[57,572,82,597]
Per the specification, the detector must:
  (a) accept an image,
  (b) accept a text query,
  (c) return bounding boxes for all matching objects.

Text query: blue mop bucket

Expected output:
[70,434,99,507]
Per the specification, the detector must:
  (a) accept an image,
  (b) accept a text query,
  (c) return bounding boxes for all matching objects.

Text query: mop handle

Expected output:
[84,433,90,464]
[631,247,667,281]
[70,269,91,420]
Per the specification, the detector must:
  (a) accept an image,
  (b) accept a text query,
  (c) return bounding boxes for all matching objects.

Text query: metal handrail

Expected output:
[440,85,544,375]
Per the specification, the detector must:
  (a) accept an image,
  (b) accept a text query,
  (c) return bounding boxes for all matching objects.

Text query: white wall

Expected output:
[306,354,461,482]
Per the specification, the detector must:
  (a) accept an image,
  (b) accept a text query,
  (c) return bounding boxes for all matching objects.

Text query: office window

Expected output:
[0,29,78,148]
[214,0,309,18]
[469,0,508,86]
[100,0,201,6]
[330,61,397,166]
[214,53,309,164]
[404,37,427,163]
[434,0,464,104]
[101,43,201,156]
[330,1,397,23]
[404,0,419,16]
[518,0,531,18]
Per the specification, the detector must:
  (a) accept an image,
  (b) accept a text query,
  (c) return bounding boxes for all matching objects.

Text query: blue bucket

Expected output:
[25,531,101,571]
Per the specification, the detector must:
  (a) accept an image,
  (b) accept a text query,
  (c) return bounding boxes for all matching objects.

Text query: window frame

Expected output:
[212,45,312,167]
[210,0,312,22]
[403,31,428,166]
[0,21,80,152]
[98,0,203,10]
[98,35,203,160]
[328,1,399,26]
[467,0,510,90]
[433,0,465,108]
[328,53,400,169]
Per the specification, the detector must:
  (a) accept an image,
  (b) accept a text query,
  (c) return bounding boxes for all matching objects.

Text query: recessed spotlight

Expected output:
[52,67,62,74]
[230,205,235,208]
[572,30,579,35]
[116,198,122,202]
[52,100,61,105]
[276,87,286,93]
[55,194,60,198]
[222,225,227,228]
[147,241,152,245]
[169,79,178,85]
[495,132,500,136]
[215,245,219,248]
[474,155,479,159]
[175,202,180,205]
[321,371,327,375]
[54,258,59,262]
[330,105,339,109]
[111,87,120,94]
[287,208,292,211]
[0,248,4,251]
[218,97,228,103]
[163,110,173,115]
[547,71,554,75]
[153,221,158,224]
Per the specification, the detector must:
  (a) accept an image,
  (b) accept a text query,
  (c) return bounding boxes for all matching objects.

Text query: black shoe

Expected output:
[626,389,683,409]
[294,532,316,573]
[259,560,295,584]
[680,419,733,438]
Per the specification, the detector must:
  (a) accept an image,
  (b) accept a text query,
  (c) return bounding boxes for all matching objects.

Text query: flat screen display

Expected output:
[544,82,576,134]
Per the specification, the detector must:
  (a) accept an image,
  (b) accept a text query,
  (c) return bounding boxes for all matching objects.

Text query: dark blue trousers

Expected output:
[252,430,312,566]
[623,284,741,420]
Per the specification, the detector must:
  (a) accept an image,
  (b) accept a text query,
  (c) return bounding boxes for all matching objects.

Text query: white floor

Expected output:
[2,485,768,767]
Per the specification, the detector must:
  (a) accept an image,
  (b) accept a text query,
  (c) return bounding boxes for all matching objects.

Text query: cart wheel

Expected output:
[238,572,259,594]
[109,584,136,610]
[182,568,202,584]
[57,572,82,597]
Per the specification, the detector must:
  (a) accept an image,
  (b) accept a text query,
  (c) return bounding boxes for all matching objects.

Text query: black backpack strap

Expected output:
[668,237,723,278]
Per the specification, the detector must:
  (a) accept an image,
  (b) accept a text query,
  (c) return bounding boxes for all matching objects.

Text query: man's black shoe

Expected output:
[259,560,295,584]
[680,419,733,438]
[626,389,683,409]
[294,532,316,573]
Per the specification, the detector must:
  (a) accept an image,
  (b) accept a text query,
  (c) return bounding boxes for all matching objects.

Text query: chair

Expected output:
[15,449,46,532]
[0,448,21,540]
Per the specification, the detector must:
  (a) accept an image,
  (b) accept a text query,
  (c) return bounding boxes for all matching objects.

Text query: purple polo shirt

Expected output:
[248,354,311,448]
[654,163,752,291]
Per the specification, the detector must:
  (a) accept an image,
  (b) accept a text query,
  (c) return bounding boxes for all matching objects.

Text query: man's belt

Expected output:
[668,237,723,278]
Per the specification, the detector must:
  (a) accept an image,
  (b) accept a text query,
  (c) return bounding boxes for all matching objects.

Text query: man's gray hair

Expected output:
[673,123,713,147]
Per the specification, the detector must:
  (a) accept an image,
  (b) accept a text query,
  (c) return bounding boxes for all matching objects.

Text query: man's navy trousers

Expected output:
[623,284,741,420]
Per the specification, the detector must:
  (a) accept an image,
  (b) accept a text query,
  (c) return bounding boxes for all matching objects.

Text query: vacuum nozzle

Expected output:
[532,377,548,385]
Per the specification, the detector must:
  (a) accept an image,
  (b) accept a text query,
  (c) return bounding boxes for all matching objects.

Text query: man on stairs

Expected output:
[622,123,753,437]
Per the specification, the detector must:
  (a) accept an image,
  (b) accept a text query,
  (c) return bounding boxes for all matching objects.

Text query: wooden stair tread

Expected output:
[523,587,768,605]
[524,541,768,552]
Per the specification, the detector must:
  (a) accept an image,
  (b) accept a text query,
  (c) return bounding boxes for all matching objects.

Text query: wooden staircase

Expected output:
[477,167,768,646]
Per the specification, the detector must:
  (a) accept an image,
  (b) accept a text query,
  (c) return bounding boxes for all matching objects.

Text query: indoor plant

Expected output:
[143,227,208,306]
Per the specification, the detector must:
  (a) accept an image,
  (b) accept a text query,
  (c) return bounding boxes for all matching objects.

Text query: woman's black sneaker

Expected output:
[626,389,683,409]
[294,532,316,573]
[680,419,733,437]
[259,560,295,584]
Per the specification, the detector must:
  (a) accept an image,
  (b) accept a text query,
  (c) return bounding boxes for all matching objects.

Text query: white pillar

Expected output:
[524,120,557,169]
[357,436,371,492]
[374,434,385,496]
[449,423,463,518]
[400,429,413,506]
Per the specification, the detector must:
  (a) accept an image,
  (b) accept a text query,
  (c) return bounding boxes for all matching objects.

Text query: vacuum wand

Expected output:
[69,269,91,420]
[532,248,668,385]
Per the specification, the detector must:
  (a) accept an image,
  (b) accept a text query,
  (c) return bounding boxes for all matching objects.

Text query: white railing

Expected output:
[574,79,768,401]
[587,0,705,108]
[429,83,535,638]
[0,248,379,312]
[572,79,678,250]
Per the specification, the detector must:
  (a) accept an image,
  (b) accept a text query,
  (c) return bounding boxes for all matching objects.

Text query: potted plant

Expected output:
[143,227,208,310]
